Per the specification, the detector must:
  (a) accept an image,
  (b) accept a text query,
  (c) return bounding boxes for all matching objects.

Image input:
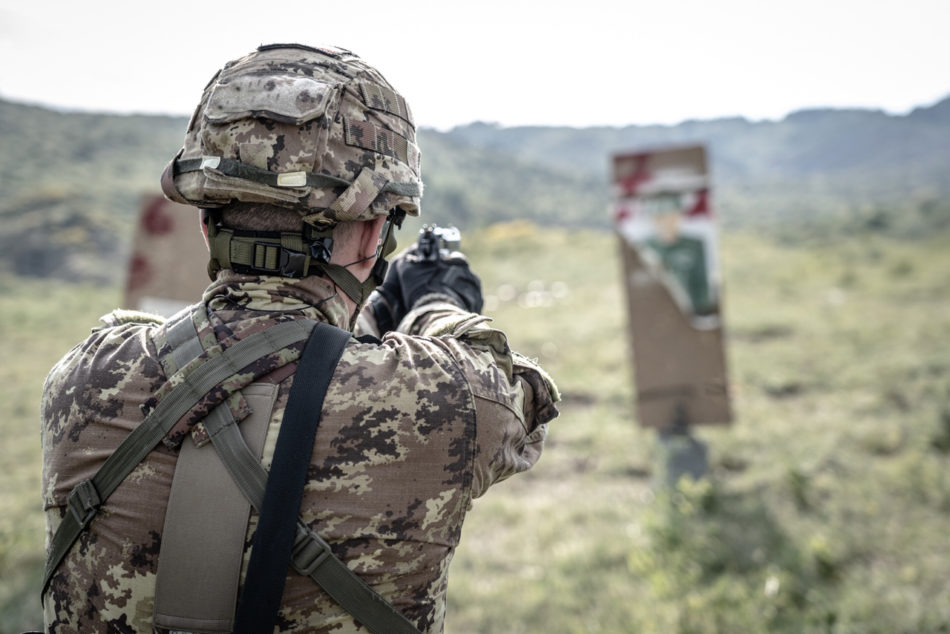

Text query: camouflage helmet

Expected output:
[161,43,422,226]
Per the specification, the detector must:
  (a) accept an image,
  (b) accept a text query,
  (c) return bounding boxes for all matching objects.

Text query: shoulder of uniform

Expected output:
[92,308,166,332]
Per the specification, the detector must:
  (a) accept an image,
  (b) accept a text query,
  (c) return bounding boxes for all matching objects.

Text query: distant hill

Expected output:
[1,94,949,283]
[440,97,950,228]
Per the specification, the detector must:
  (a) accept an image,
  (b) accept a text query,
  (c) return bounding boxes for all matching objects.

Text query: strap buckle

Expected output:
[67,479,101,528]
[279,249,308,278]
[291,525,333,576]
[250,242,308,278]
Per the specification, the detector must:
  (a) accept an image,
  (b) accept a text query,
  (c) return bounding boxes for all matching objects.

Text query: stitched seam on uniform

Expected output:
[473,393,529,434]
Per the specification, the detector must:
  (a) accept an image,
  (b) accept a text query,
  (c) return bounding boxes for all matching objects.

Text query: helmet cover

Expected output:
[161,43,422,226]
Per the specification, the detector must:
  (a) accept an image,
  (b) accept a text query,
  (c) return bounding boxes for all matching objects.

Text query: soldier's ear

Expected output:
[361,215,388,260]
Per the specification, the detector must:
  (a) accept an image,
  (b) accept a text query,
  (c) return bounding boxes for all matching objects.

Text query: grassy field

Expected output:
[2,224,949,633]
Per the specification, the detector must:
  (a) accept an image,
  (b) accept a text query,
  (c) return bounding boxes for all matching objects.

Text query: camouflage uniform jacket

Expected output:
[41,271,559,633]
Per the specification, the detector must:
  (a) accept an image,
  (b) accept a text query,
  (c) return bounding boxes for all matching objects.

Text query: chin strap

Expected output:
[204,211,400,307]
[318,260,385,307]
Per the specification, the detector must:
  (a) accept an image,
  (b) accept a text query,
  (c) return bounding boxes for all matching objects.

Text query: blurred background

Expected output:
[2,1,949,631]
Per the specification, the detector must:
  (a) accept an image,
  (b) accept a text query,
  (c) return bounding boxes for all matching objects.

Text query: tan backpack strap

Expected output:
[41,318,314,602]
[203,326,422,634]
[203,397,423,634]
[153,383,279,633]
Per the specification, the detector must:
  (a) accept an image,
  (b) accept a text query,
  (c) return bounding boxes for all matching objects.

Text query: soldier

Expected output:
[41,44,559,633]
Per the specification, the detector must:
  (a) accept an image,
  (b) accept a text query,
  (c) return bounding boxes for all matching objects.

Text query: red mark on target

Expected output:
[142,198,174,235]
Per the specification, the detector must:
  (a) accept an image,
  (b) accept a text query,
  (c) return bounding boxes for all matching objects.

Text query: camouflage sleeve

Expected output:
[353,303,382,339]
[42,310,166,508]
[396,294,560,498]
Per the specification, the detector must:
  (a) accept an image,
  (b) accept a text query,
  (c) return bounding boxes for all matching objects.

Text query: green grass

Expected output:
[0,277,122,633]
[450,224,950,633]
[2,225,949,633]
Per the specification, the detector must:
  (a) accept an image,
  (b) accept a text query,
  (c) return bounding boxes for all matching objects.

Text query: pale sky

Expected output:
[1,0,947,130]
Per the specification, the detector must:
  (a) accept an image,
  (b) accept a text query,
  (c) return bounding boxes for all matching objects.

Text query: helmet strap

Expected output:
[317,212,400,306]
[203,209,398,309]
[318,263,379,307]
[203,210,336,281]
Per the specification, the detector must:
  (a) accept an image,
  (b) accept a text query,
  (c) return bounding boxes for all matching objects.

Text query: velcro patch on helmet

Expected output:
[358,82,414,126]
[344,118,421,174]
[205,75,334,125]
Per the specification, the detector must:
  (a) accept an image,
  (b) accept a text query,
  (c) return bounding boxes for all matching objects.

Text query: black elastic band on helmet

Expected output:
[174,157,423,198]
[175,157,349,190]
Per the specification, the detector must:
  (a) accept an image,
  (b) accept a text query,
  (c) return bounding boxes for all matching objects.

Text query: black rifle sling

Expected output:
[233,322,420,634]
[205,389,423,634]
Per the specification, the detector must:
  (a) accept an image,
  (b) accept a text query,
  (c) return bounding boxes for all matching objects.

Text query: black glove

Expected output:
[367,246,484,334]
[395,246,484,314]
[366,269,406,336]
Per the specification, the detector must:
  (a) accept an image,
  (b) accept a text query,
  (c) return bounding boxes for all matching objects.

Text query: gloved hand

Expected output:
[365,268,405,336]
[367,246,484,334]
